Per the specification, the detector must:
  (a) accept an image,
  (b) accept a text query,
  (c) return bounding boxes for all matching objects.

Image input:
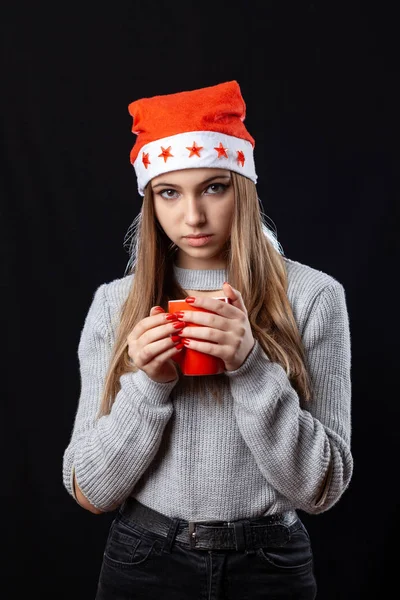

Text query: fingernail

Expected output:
[174,342,184,350]
[173,322,185,329]
[170,335,181,342]
[166,313,178,321]
[154,306,164,312]
[183,339,191,347]
[175,311,185,318]
[185,297,196,303]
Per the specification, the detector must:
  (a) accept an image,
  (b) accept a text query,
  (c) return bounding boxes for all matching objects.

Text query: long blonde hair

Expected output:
[97,172,312,417]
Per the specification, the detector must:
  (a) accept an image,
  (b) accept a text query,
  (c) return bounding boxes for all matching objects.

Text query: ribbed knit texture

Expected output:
[62,256,353,519]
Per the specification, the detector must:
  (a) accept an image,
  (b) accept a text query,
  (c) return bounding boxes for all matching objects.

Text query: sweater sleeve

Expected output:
[225,282,353,515]
[62,283,177,512]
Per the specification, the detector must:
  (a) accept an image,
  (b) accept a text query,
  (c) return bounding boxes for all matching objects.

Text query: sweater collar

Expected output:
[173,263,227,291]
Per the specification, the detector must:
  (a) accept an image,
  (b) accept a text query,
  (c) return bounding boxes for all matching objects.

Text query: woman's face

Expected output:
[151,168,235,269]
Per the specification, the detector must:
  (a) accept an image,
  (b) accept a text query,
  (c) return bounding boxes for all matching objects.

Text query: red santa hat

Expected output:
[128,80,257,196]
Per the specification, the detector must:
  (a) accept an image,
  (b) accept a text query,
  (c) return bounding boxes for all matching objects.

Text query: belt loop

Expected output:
[162,518,181,554]
[243,520,255,555]
[232,522,246,552]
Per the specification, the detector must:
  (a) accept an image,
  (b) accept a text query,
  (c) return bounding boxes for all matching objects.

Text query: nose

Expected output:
[183,195,206,227]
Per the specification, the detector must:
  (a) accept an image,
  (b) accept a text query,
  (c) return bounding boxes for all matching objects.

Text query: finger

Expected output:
[182,338,225,360]
[131,311,174,340]
[178,326,227,344]
[177,311,228,330]
[135,320,184,350]
[183,295,236,316]
[150,305,165,316]
[185,295,233,310]
[222,282,247,314]
[135,336,183,368]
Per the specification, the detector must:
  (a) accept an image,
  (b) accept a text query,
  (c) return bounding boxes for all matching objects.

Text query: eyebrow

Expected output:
[152,174,231,190]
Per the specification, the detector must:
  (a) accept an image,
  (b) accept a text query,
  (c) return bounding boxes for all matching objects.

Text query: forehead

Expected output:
[151,168,231,187]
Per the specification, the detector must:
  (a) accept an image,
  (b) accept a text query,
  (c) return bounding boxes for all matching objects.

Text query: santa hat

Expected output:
[128,80,257,196]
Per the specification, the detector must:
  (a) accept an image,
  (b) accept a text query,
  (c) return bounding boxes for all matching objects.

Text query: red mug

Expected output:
[168,297,231,376]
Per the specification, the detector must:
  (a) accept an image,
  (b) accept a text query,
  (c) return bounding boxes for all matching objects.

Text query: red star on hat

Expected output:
[214,142,228,158]
[142,152,151,169]
[159,146,174,163]
[186,141,203,157]
[237,150,245,167]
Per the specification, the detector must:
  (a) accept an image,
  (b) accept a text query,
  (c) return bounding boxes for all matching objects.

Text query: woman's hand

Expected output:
[127,307,185,383]
[177,282,255,372]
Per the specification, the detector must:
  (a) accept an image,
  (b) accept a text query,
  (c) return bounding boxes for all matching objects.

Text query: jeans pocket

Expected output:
[103,516,163,570]
[256,521,314,574]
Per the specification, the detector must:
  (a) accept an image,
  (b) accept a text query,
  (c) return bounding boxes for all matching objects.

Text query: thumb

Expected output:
[222,282,247,313]
[150,305,165,316]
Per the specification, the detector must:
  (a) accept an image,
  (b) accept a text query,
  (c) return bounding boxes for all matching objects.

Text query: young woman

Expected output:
[63,80,353,599]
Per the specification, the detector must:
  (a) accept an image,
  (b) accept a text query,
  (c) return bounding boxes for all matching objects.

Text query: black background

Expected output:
[2,2,398,598]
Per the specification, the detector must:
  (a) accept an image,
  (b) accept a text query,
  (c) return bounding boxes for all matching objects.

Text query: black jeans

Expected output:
[95,504,317,600]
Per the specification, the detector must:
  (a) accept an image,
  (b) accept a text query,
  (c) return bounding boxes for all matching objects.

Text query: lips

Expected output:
[184,234,213,239]
[184,235,213,247]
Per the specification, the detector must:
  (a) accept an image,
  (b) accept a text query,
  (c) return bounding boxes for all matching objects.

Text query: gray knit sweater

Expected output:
[62,256,353,520]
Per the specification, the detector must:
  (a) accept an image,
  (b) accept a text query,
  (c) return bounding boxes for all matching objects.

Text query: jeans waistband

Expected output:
[119,497,300,552]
